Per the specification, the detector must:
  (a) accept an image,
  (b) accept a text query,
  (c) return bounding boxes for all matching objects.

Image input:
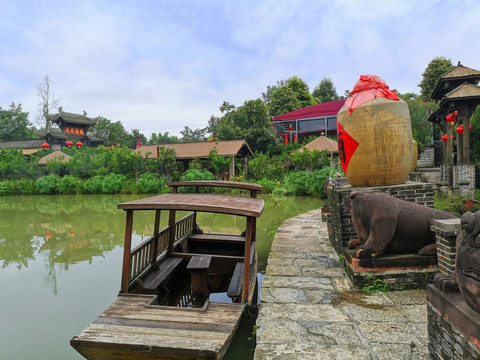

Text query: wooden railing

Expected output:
[128,212,195,285]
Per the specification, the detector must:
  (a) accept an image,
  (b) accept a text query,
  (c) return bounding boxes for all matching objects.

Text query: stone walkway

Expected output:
[254,209,429,360]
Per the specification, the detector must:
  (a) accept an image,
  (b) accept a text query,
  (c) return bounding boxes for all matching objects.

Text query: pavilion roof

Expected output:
[48,108,99,126]
[431,64,480,100]
[272,100,345,121]
[298,135,338,155]
[136,140,254,160]
[38,150,71,165]
[0,139,43,149]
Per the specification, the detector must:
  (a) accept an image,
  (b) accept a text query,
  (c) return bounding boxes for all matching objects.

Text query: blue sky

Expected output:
[1,0,479,137]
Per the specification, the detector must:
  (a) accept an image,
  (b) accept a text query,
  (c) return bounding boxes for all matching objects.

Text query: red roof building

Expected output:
[272,100,345,142]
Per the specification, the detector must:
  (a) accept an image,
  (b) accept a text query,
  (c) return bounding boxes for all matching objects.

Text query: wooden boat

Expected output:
[71,180,264,359]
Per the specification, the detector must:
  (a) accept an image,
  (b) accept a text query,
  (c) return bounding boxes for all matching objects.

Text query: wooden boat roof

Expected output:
[118,193,264,217]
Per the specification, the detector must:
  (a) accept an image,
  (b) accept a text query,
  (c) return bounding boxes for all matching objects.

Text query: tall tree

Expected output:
[312,77,340,103]
[92,117,130,147]
[0,103,35,141]
[267,76,316,117]
[147,132,179,144]
[180,126,206,142]
[35,74,60,129]
[418,57,455,101]
[216,99,281,154]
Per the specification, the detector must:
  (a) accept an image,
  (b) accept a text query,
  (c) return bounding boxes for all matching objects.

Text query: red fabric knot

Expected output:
[345,74,400,114]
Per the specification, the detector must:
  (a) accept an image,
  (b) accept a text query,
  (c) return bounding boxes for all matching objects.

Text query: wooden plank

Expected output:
[93,316,235,333]
[167,180,263,193]
[189,233,246,244]
[227,262,244,298]
[142,257,183,291]
[187,255,212,270]
[120,210,134,293]
[118,193,264,218]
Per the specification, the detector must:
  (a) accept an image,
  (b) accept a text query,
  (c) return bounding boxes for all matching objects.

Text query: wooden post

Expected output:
[457,122,463,165]
[243,157,248,179]
[168,210,176,254]
[229,157,235,179]
[120,210,134,293]
[151,210,161,268]
[463,111,470,164]
[446,123,453,165]
[242,216,253,303]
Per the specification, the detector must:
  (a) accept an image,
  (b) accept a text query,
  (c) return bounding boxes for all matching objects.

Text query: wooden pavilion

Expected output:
[35,107,107,149]
[427,62,480,199]
[135,140,254,178]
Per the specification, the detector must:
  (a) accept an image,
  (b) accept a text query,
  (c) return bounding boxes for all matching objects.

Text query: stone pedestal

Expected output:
[327,181,436,290]
[427,285,480,359]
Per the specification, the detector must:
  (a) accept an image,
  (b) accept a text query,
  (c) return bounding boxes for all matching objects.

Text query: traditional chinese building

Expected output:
[35,107,107,149]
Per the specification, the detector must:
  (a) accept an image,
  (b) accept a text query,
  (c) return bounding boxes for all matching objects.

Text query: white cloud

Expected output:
[1,0,480,137]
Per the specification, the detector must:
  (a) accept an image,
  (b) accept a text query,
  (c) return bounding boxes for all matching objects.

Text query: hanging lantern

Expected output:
[456,124,472,135]
[41,143,50,150]
[442,134,454,142]
[294,133,297,143]
[446,111,458,125]
[76,141,83,148]
[65,141,73,148]
[285,134,288,147]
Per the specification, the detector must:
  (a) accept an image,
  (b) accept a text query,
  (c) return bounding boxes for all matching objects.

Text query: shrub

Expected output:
[248,153,286,181]
[179,169,215,193]
[102,174,126,194]
[36,175,60,194]
[57,175,81,194]
[306,167,334,198]
[83,176,104,194]
[254,178,278,193]
[137,173,166,194]
[284,171,310,196]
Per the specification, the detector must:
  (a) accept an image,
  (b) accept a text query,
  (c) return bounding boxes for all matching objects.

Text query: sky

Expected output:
[1,0,480,138]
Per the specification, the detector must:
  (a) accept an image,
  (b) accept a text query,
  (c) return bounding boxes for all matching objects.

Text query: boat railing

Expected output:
[167,180,263,198]
[127,212,196,287]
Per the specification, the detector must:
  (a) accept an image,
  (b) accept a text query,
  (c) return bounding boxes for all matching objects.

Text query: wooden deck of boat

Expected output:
[71,294,245,360]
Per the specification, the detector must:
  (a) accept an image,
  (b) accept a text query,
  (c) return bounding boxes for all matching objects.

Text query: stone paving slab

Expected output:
[255,209,429,360]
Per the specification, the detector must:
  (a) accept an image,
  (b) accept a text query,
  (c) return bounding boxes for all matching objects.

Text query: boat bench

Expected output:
[141,257,183,292]
[187,255,212,304]
[227,261,244,299]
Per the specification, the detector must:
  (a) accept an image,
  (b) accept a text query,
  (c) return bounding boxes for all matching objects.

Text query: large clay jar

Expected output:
[337,75,413,187]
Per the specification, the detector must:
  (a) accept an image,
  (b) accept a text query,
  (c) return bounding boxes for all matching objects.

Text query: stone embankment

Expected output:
[255,209,429,360]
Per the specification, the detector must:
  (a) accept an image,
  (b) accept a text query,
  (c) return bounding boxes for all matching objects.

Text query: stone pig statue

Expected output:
[344,191,459,259]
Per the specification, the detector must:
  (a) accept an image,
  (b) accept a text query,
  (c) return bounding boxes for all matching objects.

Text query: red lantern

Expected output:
[76,142,83,148]
[65,141,73,148]
[456,124,472,135]
[41,143,50,150]
[285,134,288,147]
[446,111,458,125]
[294,133,297,143]
[441,134,454,142]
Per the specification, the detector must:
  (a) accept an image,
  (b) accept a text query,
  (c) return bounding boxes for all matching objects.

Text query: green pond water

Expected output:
[0,194,324,360]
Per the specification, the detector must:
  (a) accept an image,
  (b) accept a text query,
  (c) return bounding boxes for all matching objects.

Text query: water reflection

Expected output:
[0,193,323,360]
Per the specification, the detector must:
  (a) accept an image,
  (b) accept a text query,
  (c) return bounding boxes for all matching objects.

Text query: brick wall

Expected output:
[427,302,480,359]
[430,219,460,275]
[453,165,475,200]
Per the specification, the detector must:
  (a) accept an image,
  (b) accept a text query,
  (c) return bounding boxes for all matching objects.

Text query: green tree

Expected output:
[312,77,340,103]
[180,126,206,142]
[267,76,316,117]
[418,57,455,101]
[0,103,36,141]
[147,132,179,145]
[92,118,130,147]
[216,99,280,154]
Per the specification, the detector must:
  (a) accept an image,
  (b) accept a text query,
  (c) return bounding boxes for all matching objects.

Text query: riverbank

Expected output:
[255,209,429,359]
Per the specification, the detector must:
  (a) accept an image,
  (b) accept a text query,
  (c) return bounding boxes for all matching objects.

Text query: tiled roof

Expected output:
[135,140,253,159]
[431,64,480,100]
[48,108,98,126]
[0,139,43,149]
